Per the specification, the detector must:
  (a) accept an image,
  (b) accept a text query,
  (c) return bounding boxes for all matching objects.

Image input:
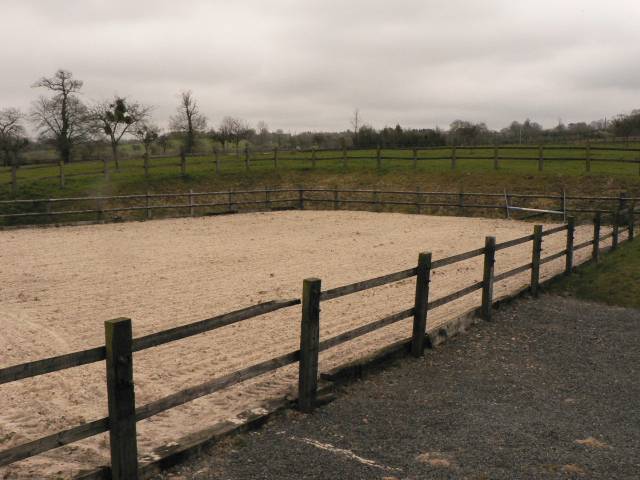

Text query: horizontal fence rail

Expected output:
[0,203,636,478]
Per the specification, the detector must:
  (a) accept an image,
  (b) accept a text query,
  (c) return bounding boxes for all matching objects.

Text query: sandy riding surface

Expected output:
[0,211,601,478]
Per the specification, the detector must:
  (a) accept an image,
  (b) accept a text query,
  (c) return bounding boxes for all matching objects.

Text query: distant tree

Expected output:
[133,123,160,157]
[218,116,251,155]
[611,111,640,140]
[157,133,170,154]
[31,69,89,163]
[350,108,361,145]
[170,90,207,154]
[448,120,488,145]
[0,108,29,167]
[90,97,150,169]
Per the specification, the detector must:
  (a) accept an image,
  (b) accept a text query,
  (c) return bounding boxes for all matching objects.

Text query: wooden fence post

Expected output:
[531,225,543,297]
[458,189,465,216]
[612,212,619,249]
[376,145,381,170]
[481,236,496,321]
[105,318,138,480]
[412,148,418,170]
[273,147,278,170]
[592,213,601,261]
[97,197,103,223]
[143,152,149,178]
[298,188,304,210]
[451,146,457,170]
[11,162,17,194]
[333,188,339,210]
[228,190,234,212]
[58,161,65,189]
[265,187,271,210]
[214,147,220,174]
[189,189,194,217]
[244,145,250,171]
[538,145,544,172]
[628,201,635,241]
[493,146,499,170]
[411,252,432,357]
[373,190,381,212]
[416,186,421,214]
[565,217,575,274]
[145,191,151,220]
[180,150,186,176]
[585,143,591,172]
[299,278,321,413]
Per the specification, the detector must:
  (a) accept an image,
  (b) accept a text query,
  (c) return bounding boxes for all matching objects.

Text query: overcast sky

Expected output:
[1,0,639,132]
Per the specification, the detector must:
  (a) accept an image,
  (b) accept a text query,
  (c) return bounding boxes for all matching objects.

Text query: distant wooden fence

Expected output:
[0,205,635,478]
[0,187,637,227]
[3,144,640,193]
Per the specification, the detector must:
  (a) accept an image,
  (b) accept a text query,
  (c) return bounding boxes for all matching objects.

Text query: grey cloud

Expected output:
[0,0,639,133]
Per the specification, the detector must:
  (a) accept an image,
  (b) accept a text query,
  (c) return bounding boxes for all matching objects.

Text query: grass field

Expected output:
[551,237,640,309]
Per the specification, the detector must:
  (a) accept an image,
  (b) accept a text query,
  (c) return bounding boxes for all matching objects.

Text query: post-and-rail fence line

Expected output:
[3,143,640,193]
[1,187,638,227]
[0,198,636,478]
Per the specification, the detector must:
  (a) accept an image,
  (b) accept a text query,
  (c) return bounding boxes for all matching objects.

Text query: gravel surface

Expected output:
[158,295,640,480]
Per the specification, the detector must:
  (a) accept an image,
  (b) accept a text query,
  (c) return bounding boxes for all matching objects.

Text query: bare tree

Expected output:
[0,108,29,167]
[91,97,150,169]
[350,108,361,144]
[133,123,160,157]
[170,91,207,154]
[218,116,251,155]
[157,133,170,154]
[30,69,89,163]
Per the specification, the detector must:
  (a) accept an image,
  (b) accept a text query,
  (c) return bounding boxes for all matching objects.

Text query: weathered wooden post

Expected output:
[458,188,465,216]
[538,145,544,172]
[143,152,149,178]
[298,188,304,210]
[273,147,278,170]
[228,190,234,212]
[565,217,575,274]
[214,147,220,174]
[416,186,421,214]
[628,201,635,241]
[10,162,17,195]
[104,318,139,480]
[180,149,186,176]
[58,160,65,188]
[145,191,151,220]
[493,146,499,170]
[189,189,195,217]
[612,212,619,249]
[411,252,432,357]
[333,188,339,210]
[265,187,271,210]
[592,213,601,261]
[451,146,457,170]
[373,190,381,212]
[412,148,418,170]
[376,145,381,170]
[299,278,321,413]
[531,225,543,297]
[481,236,496,321]
[244,145,250,171]
[585,143,591,173]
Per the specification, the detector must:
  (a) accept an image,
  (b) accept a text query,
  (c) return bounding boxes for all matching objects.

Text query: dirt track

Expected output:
[0,210,607,478]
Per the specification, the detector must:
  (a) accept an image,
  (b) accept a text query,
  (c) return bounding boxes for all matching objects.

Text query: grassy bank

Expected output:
[551,238,640,309]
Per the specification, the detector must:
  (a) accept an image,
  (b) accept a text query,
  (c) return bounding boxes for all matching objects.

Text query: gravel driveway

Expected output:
[157,295,640,479]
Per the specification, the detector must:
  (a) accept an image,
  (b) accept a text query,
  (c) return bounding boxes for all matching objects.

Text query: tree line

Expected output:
[1,69,640,167]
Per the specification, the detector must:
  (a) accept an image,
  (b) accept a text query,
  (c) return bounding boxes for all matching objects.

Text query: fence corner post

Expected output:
[105,317,139,480]
[411,252,432,357]
[531,225,543,297]
[592,213,601,261]
[565,217,575,274]
[299,278,321,413]
[481,236,496,321]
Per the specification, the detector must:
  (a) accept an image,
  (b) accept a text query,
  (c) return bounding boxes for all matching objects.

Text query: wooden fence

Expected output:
[0,205,635,478]
[1,187,638,227]
[3,144,640,193]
